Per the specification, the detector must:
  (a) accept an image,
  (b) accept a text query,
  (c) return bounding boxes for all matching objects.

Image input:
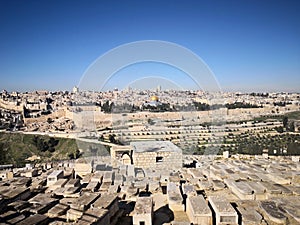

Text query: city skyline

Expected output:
[0,0,299,92]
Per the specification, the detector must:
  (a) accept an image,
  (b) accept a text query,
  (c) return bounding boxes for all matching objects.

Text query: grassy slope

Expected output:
[285,111,300,120]
[252,110,300,122]
[0,132,78,166]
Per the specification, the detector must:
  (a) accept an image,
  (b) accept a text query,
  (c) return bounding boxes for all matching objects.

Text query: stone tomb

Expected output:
[208,195,238,225]
[186,195,212,225]
[132,196,153,225]
[131,141,182,170]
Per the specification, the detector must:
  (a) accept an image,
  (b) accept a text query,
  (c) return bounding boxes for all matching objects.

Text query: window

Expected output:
[139,222,145,225]
[156,156,163,163]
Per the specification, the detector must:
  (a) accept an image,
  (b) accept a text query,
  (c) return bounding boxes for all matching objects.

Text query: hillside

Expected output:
[0,132,79,166]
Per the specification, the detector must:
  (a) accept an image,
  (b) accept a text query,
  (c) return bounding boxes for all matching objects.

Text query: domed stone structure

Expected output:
[143,95,162,108]
[150,96,159,101]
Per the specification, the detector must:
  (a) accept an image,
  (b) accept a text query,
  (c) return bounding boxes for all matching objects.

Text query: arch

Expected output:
[121,153,131,165]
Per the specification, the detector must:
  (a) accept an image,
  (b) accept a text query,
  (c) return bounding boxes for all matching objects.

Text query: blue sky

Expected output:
[0,0,299,92]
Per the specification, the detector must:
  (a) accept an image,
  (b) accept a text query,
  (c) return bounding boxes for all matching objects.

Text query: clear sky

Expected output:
[0,0,299,92]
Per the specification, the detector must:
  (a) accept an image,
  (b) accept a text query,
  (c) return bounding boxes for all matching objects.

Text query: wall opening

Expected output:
[156,156,163,163]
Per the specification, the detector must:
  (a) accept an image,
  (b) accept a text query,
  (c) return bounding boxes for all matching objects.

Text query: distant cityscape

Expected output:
[1,0,300,224]
[0,87,300,225]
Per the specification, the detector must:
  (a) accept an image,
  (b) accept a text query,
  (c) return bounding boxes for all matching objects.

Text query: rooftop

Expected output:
[131,141,182,153]
[133,197,153,215]
[208,196,237,214]
[48,170,63,178]
[92,193,118,209]
[188,195,211,215]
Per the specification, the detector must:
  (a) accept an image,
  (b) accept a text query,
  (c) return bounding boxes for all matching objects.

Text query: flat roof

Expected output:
[48,170,63,177]
[84,208,108,218]
[208,196,237,214]
[133,197,153,215]
[3,187,29,199]
[75,192,100,205]
[92,193,118,209]
[131,141,182,153]
[188,195,211,215]
[15,214,47,225]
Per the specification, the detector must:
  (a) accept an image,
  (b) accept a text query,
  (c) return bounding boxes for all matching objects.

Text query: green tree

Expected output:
[98,135,104,142]
[148,118,155,125]
[48,137,59,147]
[275,126,284,133]
[289,122,295,132]
[109,134,117,144]
[283,116,288,128]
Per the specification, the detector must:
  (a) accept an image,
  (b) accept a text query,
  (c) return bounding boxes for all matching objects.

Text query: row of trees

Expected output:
[142,103,171,112]
[274,102,292,107]
[282,116,296,132]
[192,102,261,111]
[100,101,114,113]
[99,100,263,114]
[187,128,300,155]
[249,92,269,97]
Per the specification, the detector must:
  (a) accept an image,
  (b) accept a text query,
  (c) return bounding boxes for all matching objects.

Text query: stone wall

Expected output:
[133,150,182,170]
[186,195,212,225]
[23,108,66,125]
[0,99,23,111]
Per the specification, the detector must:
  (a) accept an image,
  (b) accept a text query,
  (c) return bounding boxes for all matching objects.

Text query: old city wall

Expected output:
[23,108,66,125]
[0,99,23,112]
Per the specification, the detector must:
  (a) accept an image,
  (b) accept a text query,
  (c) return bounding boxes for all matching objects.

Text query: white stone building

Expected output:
[131,141,182,170]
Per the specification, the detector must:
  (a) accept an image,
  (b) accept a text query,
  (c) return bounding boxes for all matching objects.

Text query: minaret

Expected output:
[156,85,161,92]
